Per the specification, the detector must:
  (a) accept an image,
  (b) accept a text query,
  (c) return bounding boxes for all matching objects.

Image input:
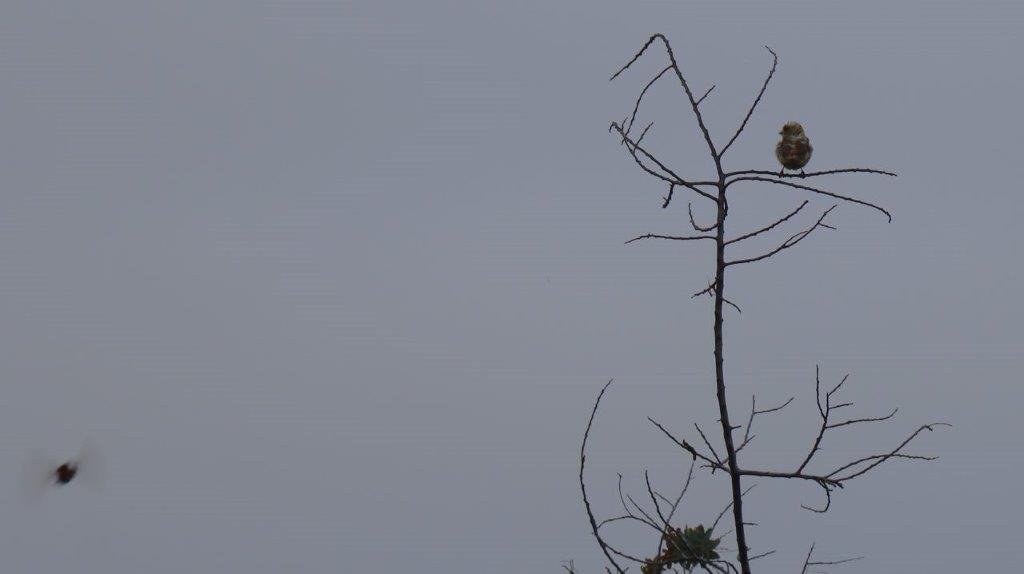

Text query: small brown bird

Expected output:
[54,461,79,485]
[21,439,104,501]
[775,121,813,175]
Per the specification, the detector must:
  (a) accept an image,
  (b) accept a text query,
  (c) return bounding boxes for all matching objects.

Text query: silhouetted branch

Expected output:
[662,183,675,208]
[727,176,892,222]
[712,485,756,532]
[692,280,742,314]
[725,202,808,246]
[626,65,673,134]
[737,395,795,452]
[720,46,777,156]
[726,168,897,179]
[611,34,719,160]
[748,550,776,562]
[743,367,950,510]
[648,417,721,468]
[610,121,718,202]
[695,423,724,467]
[800,544,862,574]
[626,233,716,245]
[580,380,628,574]
[726,205,836,267]
[689,202,718,231]
[828,422,950,482]
[658,460,697,556]
[657,365,950,515]
[696,84,716,106]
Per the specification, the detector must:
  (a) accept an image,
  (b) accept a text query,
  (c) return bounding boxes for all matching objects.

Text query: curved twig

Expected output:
[720,46,777,156]
[726,167,897,179]
[726,205,837,267]
[689,202,718,232]
[727,176,891,222]
[610,121,719,202]
[625,233,716,245]
[580,380,627,574]
[725,201,808,246]
[611,34,720,161]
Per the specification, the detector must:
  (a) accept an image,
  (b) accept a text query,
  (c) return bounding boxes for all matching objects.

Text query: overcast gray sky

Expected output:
[0,1,1019,572]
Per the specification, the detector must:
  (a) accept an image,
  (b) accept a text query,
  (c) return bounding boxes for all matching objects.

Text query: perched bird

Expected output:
[775,121,813,175]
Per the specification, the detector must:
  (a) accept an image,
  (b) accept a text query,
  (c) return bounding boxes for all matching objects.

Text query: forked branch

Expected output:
[726,205,837,267]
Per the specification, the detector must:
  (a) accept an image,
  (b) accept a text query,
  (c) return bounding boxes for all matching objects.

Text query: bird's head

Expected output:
[779,121,805,137]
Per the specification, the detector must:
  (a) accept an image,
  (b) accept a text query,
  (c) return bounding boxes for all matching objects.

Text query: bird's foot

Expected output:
[800,170,807,178]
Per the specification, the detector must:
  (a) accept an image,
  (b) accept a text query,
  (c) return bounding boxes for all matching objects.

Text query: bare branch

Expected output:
[692,280,743,314]
[692,282,716,299]
[726,206,837,267]
[648,417,723,469]
[596,514,644,529]
[800,543,863,574]
[725,201,808,246]
[610,34,661,82]
[797,366,839,473]
[609,121,683,186]
[696,84,716,106]
[618,474,661,531]
[625,233,716,245]
[828,422,951,481]
[720,46,778,156]
[662,183,675,209]
[689,202,718,232]
[712,485,756,532]
[658,460,697,557]
[801,482,835,514]
[735,468,840,487]
[726,167,897,179]
[611,34,720,160]
[826,407,898,430]
[726,366,950,513]
[695,423,724,467]
[738,395,795,452]
[627,492,662,530]
[645,471,668,526]
[626,65,672,134]
[579,380,628,574]
[610,121,719,202]
[727,176,892,222]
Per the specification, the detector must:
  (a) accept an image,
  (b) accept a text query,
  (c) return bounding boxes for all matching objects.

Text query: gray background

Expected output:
[0,1,1019,572]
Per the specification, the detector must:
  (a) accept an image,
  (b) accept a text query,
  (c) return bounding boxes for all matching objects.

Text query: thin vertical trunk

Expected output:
[713,187,751,574]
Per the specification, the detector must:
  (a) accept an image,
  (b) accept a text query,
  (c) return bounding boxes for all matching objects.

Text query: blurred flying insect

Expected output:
[21,439,105,501]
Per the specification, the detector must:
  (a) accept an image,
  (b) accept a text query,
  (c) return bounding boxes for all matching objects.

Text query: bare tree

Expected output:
[577,34,947,574]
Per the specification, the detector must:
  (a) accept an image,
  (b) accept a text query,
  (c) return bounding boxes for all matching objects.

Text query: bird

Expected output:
[20,439,104,501]
[53,461,79,485]
[775,121,813,176]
